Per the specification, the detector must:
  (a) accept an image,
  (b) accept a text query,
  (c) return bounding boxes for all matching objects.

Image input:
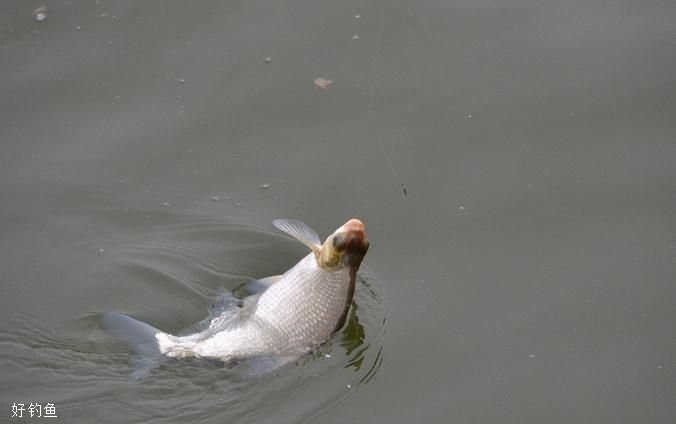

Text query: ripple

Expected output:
[4,215,387,423]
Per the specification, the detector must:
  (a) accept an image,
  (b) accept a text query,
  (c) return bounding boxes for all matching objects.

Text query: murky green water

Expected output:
[1,0,675,423]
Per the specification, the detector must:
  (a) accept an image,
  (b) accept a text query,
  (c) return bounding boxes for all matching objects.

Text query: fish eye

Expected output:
[332,235,342,248]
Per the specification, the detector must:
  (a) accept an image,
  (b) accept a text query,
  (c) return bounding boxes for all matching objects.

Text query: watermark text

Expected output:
[10,403,58,419]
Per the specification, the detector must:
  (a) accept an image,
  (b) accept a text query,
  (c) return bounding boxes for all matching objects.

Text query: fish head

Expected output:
[318,218,369,271]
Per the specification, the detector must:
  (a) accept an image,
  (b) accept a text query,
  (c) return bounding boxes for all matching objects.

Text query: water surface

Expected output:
[1,0,675,423]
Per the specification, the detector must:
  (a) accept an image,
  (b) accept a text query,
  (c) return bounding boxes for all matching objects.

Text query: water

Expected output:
[1,0,675,423]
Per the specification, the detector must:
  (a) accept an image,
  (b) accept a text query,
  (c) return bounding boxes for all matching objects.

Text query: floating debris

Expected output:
[346,384,352,389]
[33,6,47,22]
[259,183,271,189]
[528,354,536,359]
[458,206,465,210]
[401,183,407,197]
[210,196,220,201]
[355,14,361,19]
[352,34,360,40]
[98,248,105,253]
[178,78,186,84]
[235,202,242,207]
[314,78,333,90]
[264,57,272,63]
[162,202,171,207]
[75,25,82,31]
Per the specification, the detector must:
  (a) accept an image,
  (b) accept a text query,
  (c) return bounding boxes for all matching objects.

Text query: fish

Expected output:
[101,218,369,377]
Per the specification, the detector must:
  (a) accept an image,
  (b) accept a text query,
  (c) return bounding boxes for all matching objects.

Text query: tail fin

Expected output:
[100,312,166,380]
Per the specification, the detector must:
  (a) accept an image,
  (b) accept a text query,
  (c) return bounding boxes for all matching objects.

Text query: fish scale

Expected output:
[159,249,351,360]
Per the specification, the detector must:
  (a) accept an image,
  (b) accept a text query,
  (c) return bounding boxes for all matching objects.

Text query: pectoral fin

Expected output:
[273,219,321,254]
[244,275,282,296]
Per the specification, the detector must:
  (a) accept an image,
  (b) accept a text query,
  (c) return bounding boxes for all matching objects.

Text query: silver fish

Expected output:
[102,218,369,376]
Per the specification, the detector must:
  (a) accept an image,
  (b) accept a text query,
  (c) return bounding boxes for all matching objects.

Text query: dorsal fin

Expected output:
[273,219,322,254]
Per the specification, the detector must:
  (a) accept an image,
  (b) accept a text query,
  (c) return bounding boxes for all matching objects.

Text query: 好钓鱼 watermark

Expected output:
[10,403,58,419]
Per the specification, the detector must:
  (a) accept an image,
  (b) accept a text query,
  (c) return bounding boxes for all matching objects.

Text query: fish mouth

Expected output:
[334,219,369,268]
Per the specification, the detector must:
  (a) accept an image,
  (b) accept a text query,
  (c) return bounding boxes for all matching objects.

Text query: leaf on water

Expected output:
[314,78,334,90]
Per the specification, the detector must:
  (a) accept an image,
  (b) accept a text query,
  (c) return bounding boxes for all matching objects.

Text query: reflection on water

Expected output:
[341,302,366,358]
[340,300,386,385]
[340,277,386,386]
[342,299,386,388]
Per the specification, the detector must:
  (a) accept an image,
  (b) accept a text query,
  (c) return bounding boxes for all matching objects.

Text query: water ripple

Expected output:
[2,215,388,424]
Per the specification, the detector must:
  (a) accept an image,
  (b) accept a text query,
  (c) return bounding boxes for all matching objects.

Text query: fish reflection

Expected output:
[339,301,384,385]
